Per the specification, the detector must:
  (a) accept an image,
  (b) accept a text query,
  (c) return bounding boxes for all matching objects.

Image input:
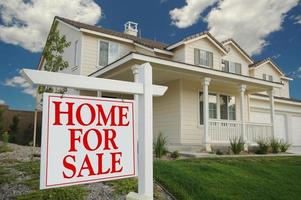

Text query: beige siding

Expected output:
[222,44,250,76]
[172,46,185,62]
[81,33,134,76]
[180,79,248,144]
[154,80,181,144]
[56,22,82,75]
[184,38,223,70]
[251,63,290,98]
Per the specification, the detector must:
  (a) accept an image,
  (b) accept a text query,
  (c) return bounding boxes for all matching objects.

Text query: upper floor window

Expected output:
[74,40,79,67]
[222,60,241,74]
[194,48,213,68]
[263,74,273,82]
[98,40,119,67]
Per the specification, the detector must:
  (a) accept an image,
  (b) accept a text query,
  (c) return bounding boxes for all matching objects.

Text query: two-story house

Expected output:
[37,17,301,152]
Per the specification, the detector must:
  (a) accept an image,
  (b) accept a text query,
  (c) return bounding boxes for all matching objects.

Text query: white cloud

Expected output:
[169,0,218,28]
[0,99,5,105]
[207,0,299,55]
[169,0,298,56]
[0,0,101,52]
[4,74,36,97]
[294,15,301,24]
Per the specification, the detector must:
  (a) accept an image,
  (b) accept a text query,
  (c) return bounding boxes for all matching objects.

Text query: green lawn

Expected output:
[154,156,301,200]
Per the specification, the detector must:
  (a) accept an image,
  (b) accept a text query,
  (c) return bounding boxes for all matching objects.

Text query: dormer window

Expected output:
[263,74,273,82]
[194,48,213,68]
[222,59,241,74]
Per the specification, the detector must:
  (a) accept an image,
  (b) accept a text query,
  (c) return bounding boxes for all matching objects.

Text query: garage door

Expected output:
[292,116,301,146]
[274,114,287,142]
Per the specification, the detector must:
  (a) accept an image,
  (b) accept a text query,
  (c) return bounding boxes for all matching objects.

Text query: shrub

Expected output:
[107,178,137,195]
[256,139,269,154]
[170,150,180,159]
[270,138,281,153]
[154,132,168,158]
[280,140,291,153]
[216,149,223,155]
[2,131,9,144]
[230,136,245,155]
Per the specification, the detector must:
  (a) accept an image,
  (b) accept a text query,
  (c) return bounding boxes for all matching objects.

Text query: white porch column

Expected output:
[97,91,102,97]
[240,84,247,150]
[268,89,275,138]
[202,77,211,152]
[131,63,153,199]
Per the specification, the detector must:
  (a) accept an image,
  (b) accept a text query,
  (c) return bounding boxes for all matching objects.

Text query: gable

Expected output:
[224,42,253,64]
[252,62,283,82]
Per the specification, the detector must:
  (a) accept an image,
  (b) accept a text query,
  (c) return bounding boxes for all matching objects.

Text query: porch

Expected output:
[92,54,282,151]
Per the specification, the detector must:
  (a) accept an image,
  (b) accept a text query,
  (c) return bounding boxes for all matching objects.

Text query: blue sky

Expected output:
[0,0,301,111]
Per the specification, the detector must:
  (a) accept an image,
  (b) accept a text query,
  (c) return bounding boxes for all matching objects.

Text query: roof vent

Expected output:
[124,21,138,37]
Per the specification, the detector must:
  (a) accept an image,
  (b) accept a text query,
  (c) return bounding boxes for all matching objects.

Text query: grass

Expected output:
[154,156,301,200]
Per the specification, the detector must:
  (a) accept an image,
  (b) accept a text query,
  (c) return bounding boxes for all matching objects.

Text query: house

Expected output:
[37,17,301,152]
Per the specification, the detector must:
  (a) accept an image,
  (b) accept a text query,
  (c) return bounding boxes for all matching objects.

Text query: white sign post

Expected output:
[21,63,167,200]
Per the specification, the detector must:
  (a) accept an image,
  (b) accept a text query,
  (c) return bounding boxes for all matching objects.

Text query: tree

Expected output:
[38,21,71,94]
[0,109,3,133]
[9,115,19,143]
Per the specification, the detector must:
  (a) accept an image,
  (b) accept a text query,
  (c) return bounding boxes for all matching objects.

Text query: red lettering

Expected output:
[77,154,96,177]
[103,129,118,150]
[96,153,110,175]
[63,155,76,179]
[76,103,96,126]
[53,101,75,125]
[111,152,123,173]
[68,129,82,152]
[83,129,102,151]
[118,106,130,126]
[96,105,117,126]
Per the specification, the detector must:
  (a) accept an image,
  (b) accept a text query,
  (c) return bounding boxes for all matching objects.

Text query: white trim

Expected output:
[281,76,293,81]
[167,34,227,55]
[91,53,282,89]
[251,60,285,76]
[154,48,174,56]
[80,28,134,44]
[222,40,253,64]
[55,19,81,32]
[250,95,301,106]
[134,43,153,52]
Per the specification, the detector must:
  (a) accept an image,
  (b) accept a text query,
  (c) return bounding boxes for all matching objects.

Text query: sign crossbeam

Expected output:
[21,69,167,97]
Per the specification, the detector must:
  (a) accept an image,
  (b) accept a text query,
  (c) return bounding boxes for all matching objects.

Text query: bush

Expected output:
[270,138,281,153]
[230,136,245,155]
[170,151,180,159]
[256,139,269,154]
[154,132,168,158]
[2,131,9,144]
[107,178,137,195]
[216,149,223,155]
[280,140,291,153]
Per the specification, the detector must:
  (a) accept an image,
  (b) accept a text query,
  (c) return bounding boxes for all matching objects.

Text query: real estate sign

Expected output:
[40,93,136,189]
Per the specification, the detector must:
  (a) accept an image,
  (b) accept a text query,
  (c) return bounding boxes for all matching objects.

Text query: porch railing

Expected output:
[208,120,272,143]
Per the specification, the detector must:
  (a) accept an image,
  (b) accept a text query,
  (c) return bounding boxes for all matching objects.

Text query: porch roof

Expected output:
[90,52,283,92]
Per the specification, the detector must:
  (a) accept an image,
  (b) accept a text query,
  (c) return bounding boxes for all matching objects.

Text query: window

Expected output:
[74,40,79,67]
[263,74,273,82]
[222,59,241,74]
[194,48,213,68]
[199,92,236,124]
[98,41,119,67]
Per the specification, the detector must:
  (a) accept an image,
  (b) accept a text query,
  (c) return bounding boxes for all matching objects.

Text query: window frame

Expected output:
[74,40,79,67]
[199,91,236,125]
[222,59,241,74]
[194,48,213,68]
[97,39,120,68]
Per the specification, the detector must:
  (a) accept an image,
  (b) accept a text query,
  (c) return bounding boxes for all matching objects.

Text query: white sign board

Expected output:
[40,93,137,189]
